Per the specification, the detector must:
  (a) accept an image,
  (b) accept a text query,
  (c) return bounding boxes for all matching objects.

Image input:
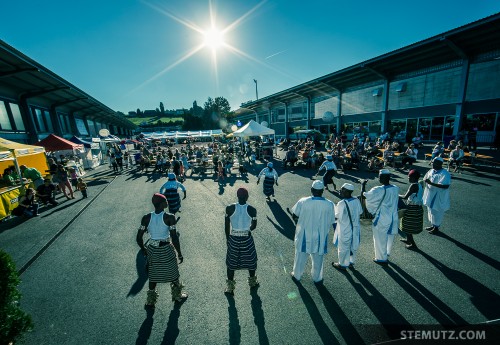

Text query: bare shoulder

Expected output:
[141,213,151,226]
[226,204,235,215]
[247,205,257,217]
[163,212,176,225]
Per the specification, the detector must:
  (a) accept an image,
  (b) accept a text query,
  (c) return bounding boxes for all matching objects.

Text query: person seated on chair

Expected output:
[283,146,297,169]
[401,144,418,167]
[430,142,444,162]
[448,145,464,173]
[383,146,395,167]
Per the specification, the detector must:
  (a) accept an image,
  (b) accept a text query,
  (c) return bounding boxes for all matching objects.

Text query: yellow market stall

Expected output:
[0,137,48,220]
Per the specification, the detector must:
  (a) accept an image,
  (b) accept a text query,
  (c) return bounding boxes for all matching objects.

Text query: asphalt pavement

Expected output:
[1,148,499,345]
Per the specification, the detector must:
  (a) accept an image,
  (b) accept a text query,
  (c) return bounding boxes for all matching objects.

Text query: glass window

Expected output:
[75,118,89,135]
[0,101,12,130]
[65,116,71,133]
[444,116,455,136]
[272,108,285,123]
[465,113,496,131]
[430,117,444,141]
[368,120,381,135]
[34,108,47,132]
[59,114,67,132]
[9,103,25,131]
[43,110,54,132]
[418,118,431,140]
[387,119,406,136]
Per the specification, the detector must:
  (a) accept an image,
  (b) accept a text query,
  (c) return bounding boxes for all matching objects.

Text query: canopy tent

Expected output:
[231,120,275,137]
[69,136,101,169]
[35,134,84,153]
[0,137,48,178]
[141,129,223,139]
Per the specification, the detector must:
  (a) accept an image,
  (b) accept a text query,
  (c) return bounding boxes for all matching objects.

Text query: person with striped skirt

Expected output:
[159,172,186,214]
[136,193,187,307]
[224,187,259,295]
[257,162,279,201]
[399,170,424,249]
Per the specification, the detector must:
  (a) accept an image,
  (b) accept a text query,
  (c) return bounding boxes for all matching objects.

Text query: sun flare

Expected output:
[203,28,225,50]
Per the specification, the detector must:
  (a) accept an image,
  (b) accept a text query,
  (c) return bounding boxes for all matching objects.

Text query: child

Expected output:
[69,168,78,187]
[217,161,225,183]
[77,178,88,198]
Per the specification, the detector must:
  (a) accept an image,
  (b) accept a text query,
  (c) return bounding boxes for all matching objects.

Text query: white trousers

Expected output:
[427,207,445,227]
[338,246,357,267]
[292,250,324,282]
[373,231,395,262]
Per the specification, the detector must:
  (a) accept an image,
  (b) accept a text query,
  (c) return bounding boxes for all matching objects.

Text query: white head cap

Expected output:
[379,169,391,176]
[341,183,355,191]
[312,180,324,190]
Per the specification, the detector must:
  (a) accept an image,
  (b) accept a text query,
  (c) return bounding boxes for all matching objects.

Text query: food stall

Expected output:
[0,137,48,220]
[35,134,85,175]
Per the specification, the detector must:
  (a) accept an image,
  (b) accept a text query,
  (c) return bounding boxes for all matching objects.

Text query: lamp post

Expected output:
[253,79,258,101]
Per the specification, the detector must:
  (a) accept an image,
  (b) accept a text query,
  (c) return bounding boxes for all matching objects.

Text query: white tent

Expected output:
[232,120,275,137]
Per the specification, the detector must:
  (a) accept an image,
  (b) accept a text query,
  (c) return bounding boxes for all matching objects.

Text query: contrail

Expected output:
[265,49,287,60]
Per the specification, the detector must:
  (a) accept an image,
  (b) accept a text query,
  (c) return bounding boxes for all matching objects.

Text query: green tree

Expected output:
[136,108,142,117]
[159,102,165,115]
[203,96,231,129]
[0,250,33,344]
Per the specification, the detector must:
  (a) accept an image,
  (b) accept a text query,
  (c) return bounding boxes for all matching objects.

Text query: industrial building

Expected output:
[236,13,500,145]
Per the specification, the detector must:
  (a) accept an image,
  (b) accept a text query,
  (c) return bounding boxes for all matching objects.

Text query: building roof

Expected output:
[240,12,500,110]
[0,40,136,130]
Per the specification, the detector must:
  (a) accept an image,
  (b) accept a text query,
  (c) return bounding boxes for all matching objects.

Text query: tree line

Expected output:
[123,96,236,131]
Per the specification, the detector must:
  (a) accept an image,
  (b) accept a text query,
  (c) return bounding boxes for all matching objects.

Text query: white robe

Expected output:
[291,196,335,254]
[422,168,451,212]
[363,184,399,261]
[334,197,363,267]
[291,196,335,281]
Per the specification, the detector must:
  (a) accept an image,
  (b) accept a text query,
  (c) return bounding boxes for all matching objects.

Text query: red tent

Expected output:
[35,134,84,152]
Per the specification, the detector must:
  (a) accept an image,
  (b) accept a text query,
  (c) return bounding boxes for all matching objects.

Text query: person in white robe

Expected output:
[290,180,336,283]
[332,183,363,270]
[362,169,399,264]
[422,157,451,234]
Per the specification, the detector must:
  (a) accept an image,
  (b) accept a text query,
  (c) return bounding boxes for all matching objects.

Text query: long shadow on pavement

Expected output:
[385,262,468,326]
[434,232,500,271]
[315,282,365,345]
[345,269,413,341]
[250,288,269,345]
[265,201,294,241]
[135,307,155,345]
[127,250,148,297]
[226,294,241,345]
[161,300,186,345]
[417,249,500,320]
[291,279,340,345]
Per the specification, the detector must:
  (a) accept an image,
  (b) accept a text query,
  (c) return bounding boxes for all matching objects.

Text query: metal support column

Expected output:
[18,96,38,144]
[453,59,470,137]
[380,79,389,133]
[336,93,342,136]
[306,96,311,129]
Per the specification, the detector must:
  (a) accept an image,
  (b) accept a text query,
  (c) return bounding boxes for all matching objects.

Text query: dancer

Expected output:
[317,155,338,191]
[136,193,187,307]
[257,162,279,200]
[224,188,259,295]
[159,173,186,214]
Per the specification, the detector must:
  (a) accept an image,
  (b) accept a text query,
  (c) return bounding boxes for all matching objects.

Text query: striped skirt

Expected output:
[401,204,424,235]
[146,243,180,283]
[263,176,275,196]
[226,235,258,270]
[164,189,181,213]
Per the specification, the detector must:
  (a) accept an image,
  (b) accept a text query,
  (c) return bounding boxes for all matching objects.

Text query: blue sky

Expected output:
[1,1,499,113]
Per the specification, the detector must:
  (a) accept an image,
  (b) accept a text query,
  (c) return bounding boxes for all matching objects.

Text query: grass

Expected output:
[127,116,184,126]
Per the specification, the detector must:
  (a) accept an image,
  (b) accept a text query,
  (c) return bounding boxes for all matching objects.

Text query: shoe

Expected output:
[425,226,434,231]
[313,280,324,285]
[290,272,300,282]
[428,227,439,234]
[400,238,409,244]
[405,243,417,250]
[332,262,347,271]
[373,259,388,265]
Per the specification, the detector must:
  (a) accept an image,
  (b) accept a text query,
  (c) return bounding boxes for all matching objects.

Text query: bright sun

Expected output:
[203,28,225,50]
